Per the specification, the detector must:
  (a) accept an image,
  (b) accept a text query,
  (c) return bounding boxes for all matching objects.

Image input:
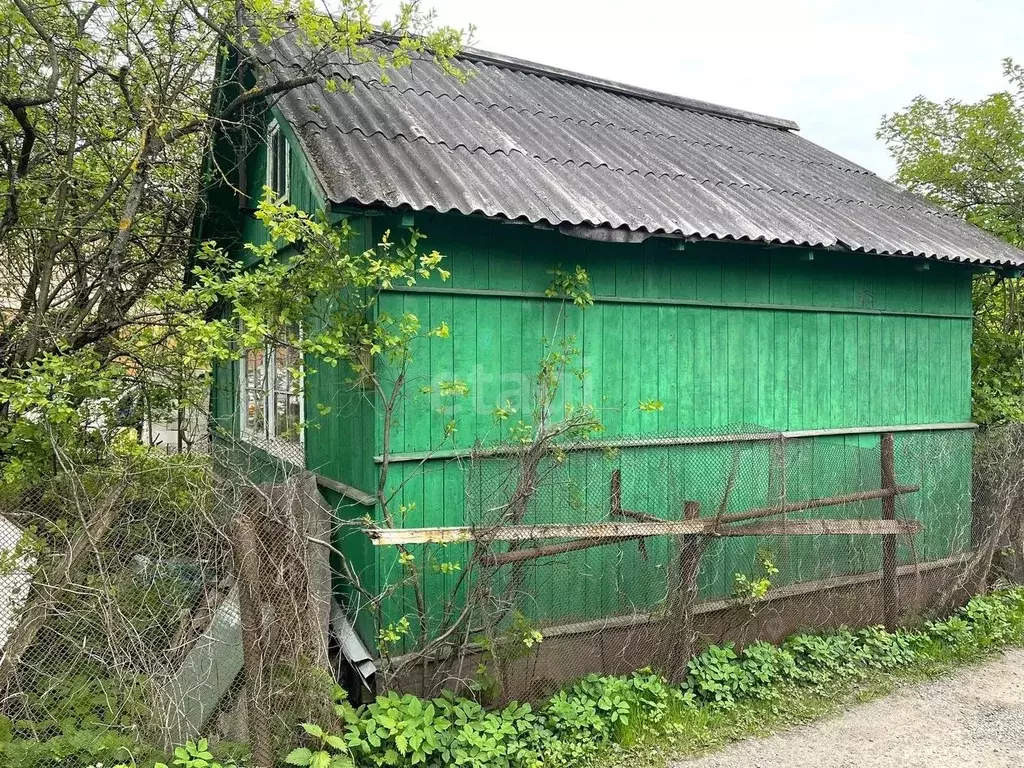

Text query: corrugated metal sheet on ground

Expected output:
[258,34,1024,267]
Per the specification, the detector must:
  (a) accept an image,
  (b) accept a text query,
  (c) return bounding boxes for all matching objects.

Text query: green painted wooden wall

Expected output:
[351,212,975,648]
[204,107,380,630]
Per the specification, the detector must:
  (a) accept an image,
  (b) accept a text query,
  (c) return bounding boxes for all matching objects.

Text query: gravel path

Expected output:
[674,648,1024,768]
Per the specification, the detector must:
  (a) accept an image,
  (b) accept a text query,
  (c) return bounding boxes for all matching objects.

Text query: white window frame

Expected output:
[239,334,305,462]
[266,119,290,199]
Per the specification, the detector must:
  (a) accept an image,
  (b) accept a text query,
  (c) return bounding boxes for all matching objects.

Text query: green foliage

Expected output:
[879,59,1024,424]
[545,669,694,755]
[331,689,542,768]
[16,590,1024,768]
[0,726,155,768]
[731,548,780,604]
[853,625,918,670]
[737,642,797,698]
[377,617,411,649]
[0,669,159,767]
[171,738,238,768]
[299,597,1024,768]
[545,265,594,307]
[638,399,665,412]
[178,196,452,377]
[489,267,604,454]
[0,0,470,478]
[285,723,353,768]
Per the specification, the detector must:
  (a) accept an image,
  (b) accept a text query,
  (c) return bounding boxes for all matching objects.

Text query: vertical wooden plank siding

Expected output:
[233,210,976,639]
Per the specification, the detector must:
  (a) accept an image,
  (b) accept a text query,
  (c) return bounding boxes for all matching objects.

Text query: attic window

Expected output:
[267,120,290,198]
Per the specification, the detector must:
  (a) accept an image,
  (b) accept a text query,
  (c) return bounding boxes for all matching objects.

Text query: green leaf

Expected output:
[285,747,314,766]
[302,722,326,739]
[324,733,347,750]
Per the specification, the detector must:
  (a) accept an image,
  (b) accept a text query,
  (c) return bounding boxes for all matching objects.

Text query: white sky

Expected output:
[380,0,1024,178]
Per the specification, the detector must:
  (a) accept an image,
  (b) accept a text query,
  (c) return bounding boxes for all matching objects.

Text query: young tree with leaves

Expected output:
[0,0,467,478]
[879,59,1024,424]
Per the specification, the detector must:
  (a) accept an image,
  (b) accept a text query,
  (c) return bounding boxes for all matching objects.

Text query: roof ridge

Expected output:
[457,46,800,132]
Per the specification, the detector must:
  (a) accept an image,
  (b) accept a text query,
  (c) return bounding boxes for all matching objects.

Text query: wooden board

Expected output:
[723,519,921,537]
[367,517,921,545]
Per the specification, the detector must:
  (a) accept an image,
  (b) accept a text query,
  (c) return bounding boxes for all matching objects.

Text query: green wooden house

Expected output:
[201,33,1024,687]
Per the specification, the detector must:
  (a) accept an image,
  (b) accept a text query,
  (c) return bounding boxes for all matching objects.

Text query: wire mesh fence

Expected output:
[460,425,972,697]
[0,422,1022,761]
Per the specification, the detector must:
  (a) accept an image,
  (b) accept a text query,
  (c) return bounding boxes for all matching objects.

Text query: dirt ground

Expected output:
[675,648,1024,768]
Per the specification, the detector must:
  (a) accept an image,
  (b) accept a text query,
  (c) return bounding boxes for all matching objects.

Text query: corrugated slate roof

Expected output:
[258,33,1024,267]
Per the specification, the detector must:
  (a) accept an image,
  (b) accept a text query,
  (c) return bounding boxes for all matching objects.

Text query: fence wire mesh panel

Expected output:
[453,426,975,697]
[1,423,1023,759]
[0,435,330,761]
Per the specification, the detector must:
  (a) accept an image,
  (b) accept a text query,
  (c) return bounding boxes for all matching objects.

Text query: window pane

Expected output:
[278,133,287,192]
[246,389,266,435]
[246,348,265,390]
[275,344,302,393]
[274,393,301,441]
[243,348,267,437]
[270,128,287,195]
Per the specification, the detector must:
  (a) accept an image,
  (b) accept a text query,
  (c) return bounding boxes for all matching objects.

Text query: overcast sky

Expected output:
[378,0,1024,178]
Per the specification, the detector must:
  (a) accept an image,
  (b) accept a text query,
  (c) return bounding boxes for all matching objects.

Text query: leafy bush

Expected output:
[685,643,755,705]
[0,672,158,768]
[782,631,853,684]
[852,626,917,670]
[275,588,1024,767]
[329,688,542,768]
[543,670,693,753]
[0,726,153,768]
[739,641,797,697]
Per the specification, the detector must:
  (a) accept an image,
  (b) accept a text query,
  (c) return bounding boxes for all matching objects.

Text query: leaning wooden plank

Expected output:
[722,519,923,537]
[315,474,376,507]
[716,484,920,525]
[369,515,923,545]
[366,520,715,545]
[480,535,640,566]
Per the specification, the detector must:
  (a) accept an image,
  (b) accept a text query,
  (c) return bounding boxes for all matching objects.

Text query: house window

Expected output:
[267,120,290,198]
[240,333,303,455]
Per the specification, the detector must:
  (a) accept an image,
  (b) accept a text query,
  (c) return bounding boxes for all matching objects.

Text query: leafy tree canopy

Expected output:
[0,0,468,478]
[879,59,1024,425]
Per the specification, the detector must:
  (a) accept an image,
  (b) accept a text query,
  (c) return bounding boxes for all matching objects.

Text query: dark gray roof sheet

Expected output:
[260,34,1024,267]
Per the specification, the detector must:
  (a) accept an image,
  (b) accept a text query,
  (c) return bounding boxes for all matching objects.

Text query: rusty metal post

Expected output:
[880,432,899,631]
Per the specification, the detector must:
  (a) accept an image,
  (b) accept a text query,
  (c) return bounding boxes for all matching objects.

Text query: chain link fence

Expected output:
[460,425,975,698]
[1,422,1022,760]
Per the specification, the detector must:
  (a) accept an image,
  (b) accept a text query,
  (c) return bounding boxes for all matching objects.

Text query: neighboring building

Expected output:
[200,34,1024,688]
